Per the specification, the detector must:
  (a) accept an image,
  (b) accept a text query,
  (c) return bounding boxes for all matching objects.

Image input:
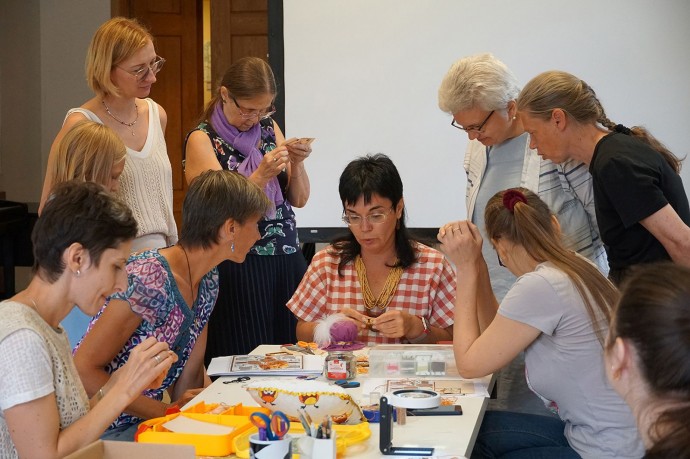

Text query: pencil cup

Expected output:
[249,433,292,459]
[297,431,337,459]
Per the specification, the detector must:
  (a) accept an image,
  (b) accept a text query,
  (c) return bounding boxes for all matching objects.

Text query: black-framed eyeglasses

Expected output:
[342,207,394,227]
[117,56,165,82]
[497,252,505,267]
[231,96,276,120]
[451,110,495,133]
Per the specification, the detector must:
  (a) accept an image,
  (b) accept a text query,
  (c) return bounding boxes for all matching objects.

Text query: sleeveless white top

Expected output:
[65,98,178,248]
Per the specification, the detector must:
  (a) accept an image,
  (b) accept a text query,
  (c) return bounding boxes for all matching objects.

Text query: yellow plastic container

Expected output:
[137,402,270,457]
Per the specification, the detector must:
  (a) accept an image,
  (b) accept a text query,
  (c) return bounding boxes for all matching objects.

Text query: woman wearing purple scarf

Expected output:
[185,57,311,362]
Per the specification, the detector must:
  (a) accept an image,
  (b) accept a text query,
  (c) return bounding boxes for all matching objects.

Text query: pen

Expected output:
[297,411,312,436]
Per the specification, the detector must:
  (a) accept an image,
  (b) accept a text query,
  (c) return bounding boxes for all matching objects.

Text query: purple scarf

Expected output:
[210,103,283,217]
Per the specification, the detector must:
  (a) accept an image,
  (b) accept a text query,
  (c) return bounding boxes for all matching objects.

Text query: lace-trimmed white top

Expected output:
[65,98,178,248]
[0,301,89,458]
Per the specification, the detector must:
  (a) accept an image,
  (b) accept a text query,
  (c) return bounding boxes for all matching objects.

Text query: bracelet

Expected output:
[97,386,106,401]
[407,316,430,344]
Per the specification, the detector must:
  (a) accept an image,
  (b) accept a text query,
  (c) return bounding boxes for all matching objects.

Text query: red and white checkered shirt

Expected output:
[287,242,456,345]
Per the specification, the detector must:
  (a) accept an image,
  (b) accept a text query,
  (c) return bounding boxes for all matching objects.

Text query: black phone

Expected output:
[407,405,463,416]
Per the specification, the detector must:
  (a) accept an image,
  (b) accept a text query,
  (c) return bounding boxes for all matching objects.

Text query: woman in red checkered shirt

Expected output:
[287,154,455,346]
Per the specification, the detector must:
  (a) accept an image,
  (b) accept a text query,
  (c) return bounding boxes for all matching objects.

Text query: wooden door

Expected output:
[112,0,203,228]
[210,0,269,89]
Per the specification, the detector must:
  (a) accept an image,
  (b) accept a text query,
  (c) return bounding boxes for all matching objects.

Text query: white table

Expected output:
[189,346,492,458]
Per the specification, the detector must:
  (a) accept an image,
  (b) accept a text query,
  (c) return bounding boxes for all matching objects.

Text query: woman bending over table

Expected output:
[0,181,175,458]
[74,170,270,441]
[288,154,455,346]
[438,188,642,458]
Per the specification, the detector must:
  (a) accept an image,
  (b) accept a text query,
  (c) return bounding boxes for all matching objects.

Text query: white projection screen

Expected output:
[278,0,690,241]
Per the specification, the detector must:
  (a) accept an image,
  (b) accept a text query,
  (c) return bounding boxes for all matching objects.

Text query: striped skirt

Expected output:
[204,252,307,365]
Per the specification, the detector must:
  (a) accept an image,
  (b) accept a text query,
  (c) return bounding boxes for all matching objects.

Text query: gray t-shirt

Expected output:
[499,263,644,458]
[472,134,525,301]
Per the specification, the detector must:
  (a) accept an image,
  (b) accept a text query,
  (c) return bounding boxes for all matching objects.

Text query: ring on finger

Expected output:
[153,354,161,364]
[273,156,278,162]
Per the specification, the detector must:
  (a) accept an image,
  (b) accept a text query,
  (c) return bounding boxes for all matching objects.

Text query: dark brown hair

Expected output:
[199,57,277,127]
[609,263,690,458]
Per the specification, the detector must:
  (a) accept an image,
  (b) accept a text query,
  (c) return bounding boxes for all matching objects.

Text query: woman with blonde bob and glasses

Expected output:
[517,70,690,285]
[288,154,455,346]
[185,57,312,359]
[438,188,642,458]
[40,17,177,252]
[606,263,690,458]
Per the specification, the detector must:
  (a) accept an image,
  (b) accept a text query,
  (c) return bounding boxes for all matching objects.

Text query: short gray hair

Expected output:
[438,53,520,114]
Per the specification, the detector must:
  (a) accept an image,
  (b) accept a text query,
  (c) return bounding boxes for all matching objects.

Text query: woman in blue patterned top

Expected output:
[73,170,270,441]
[184,57,313,360]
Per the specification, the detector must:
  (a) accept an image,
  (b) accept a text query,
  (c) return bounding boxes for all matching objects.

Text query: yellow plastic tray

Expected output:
[137,402,270,457]
[232,421,371,458]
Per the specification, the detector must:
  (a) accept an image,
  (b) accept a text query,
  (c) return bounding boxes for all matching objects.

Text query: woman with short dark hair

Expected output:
[288,154,455,346]
[74,170,271,441]
[0,181,176,458]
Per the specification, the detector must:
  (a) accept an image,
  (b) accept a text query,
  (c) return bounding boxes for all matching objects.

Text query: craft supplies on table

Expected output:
[208,353,324,377]
[368,344,457,378]
[136,402,269,457]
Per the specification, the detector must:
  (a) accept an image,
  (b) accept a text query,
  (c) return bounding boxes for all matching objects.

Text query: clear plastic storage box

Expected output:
[368,344,458,378]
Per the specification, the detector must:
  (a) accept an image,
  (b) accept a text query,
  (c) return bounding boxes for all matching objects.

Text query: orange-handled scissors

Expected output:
[249,411,290,441]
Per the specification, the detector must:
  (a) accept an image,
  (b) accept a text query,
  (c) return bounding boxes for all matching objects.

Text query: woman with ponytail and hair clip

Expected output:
[517,71,690,285]
[438,188,642,458]
[606,262,690,458]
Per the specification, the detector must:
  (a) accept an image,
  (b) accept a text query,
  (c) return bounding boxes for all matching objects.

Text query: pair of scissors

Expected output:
[249,411,290,441]
[223,376,250,384]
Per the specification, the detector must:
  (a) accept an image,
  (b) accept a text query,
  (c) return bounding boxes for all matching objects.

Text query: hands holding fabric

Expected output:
[340,307,414,339]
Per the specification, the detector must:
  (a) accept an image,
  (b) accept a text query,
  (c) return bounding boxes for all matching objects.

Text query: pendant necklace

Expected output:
[101,99,138,136]
[180,245,195,307]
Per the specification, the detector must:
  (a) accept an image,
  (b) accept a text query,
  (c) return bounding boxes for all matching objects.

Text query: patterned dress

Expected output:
[76,249,218,430]
[186,118,307,360]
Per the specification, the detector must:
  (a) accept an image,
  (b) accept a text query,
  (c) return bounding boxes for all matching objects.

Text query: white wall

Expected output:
[0,0,109,202]
[283,0,690,229]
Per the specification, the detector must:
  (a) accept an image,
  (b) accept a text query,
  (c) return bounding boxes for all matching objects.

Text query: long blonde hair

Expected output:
[49,120,126,188]
[486,187,617,344]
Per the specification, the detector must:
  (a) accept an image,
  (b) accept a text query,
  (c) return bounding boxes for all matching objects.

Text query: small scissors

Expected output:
[250,411,290,441]
[223,376,250,384]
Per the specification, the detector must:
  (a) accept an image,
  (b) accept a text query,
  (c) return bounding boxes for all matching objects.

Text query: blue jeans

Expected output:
[471,411,581,459]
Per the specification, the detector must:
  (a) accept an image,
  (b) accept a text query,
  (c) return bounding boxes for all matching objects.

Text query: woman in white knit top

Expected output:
[40,17,177,252]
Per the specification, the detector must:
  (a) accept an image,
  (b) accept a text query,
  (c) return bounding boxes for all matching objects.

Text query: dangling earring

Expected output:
[231,242,235,252]
[76,269,81,277]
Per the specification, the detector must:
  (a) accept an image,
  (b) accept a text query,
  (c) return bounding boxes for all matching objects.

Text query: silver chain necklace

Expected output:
[101,99,138,136]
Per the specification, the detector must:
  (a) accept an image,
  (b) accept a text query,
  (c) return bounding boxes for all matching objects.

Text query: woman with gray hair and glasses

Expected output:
[438,53,606,301]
